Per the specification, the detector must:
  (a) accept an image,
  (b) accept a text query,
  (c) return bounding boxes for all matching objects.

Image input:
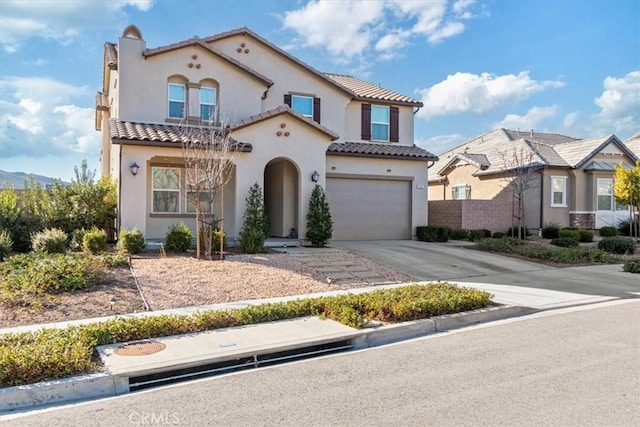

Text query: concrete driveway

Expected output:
[333,240,640,298]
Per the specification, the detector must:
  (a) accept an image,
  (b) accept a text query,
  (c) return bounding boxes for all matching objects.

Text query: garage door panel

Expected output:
[327,177,411,240]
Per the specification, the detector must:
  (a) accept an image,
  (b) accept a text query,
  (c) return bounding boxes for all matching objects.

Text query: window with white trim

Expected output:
[597,178,613,211]
[152,167,180,213]
[168,83,186,118]
[186,168,213,213]
[371,105,389,142]
[550,176,567,207]
[200,87,216,122]
[291,95,313,119]
[452,184,470,200]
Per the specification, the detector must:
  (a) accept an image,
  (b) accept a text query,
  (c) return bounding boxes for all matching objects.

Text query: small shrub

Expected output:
[618,219,640,237]
[449,229,469,240]
[468,229,491,242]
[559,228,581,241]
[117,228,146,254]
[541,224,560,239]
[0,229,13,261]
[551,237,579,248]
[492,232,506,239]
[598,237,636,254]
[0,253,105,307]
[198,225,227,254]
[239,227,266,254]
[306,185,333,247]
[599,226,618,237]
[69,228,88,252]
[578,230,594,243]
[623,259,640,273]
[506,226,530,239]
[475,237,524,252]
[31,228,68,254]
[165,223,192,253]
[83,227,107,254]
[416,226,450,242]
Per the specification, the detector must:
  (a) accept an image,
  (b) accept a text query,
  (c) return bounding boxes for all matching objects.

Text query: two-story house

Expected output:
[96,25,437,242]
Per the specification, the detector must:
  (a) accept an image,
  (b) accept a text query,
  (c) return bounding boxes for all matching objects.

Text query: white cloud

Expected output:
[563,111,579,129]
[494,105,558,130]
[0,0,155,52]
[282,0,480,63]
[417,71,565,120]
[0,77,99,158]
[592,70,640,134]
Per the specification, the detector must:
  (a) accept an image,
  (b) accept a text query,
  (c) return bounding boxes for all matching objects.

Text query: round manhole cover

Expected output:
[114,340,166,356]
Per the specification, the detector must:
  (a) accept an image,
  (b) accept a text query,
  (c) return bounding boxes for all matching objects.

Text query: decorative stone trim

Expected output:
[569,211,596,229]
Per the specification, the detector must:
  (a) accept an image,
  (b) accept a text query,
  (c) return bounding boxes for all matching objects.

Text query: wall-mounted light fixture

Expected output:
[130,162,140,176]
[311,170,320,183]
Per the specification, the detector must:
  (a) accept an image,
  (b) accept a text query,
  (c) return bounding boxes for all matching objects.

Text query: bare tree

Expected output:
[498,145,544,239]
[179,119,240,260]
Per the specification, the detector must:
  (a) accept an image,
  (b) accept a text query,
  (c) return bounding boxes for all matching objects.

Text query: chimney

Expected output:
[530,129,534,137]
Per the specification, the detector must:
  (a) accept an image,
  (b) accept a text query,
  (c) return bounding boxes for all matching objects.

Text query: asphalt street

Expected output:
[334,240,640,298]
[4,300,638,426]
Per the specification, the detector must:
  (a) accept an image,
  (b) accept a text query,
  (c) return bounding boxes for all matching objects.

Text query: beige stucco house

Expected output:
[626,131,640,158]
[427,128,638,232]
[96,25,436,242]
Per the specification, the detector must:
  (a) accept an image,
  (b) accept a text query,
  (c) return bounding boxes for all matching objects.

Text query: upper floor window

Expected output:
[551,176,567,207]
[168,84,185,118]
[452,184,470,200]
[284,93,320,123]
[200,87,216,122]
[371,105,389,141]
[291,95,313,119]
[361,104,399,142]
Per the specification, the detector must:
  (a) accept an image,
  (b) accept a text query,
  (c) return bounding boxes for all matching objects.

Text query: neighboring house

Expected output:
[427,128,638,232]
[96,25,436,242]
[626,131,640,158]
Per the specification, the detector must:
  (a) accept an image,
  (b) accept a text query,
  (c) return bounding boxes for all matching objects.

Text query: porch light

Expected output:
[311,170,320,183]
[130,162,140,176]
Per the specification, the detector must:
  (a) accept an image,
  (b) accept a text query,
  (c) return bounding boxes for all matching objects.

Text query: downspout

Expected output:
[413,106,421,115]
[117,142,123,236]
[538,169,544,232]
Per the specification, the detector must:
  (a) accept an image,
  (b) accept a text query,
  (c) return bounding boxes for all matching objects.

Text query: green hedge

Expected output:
[623,259,640,273]
[476,238,613,264]
[416,226,450,242]
[0,283,492,387]
[599,226,618,237]
[598,237,636,255]
[449,229,469,240]
[559,228,580,241]
[551,237,579,248]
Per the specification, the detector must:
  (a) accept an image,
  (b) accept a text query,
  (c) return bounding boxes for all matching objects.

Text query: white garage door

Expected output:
[326,177,411,240]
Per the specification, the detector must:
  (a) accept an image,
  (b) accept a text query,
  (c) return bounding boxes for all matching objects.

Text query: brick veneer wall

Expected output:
[570,212,595,229]
[429,199,514,233]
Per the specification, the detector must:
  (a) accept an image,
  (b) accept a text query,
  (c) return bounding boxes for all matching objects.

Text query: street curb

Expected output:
[0,304,531,414]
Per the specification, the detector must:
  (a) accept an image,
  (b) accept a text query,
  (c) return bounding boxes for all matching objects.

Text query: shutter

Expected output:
[313,97,321,123]
[284,94,291,107]
[361,104,371,140]
[390,106,399,142]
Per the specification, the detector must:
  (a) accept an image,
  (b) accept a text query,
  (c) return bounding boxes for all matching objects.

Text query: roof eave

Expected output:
[327,151,436,161]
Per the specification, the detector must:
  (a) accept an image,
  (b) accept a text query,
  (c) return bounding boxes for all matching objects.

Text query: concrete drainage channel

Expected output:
[127,339,355,392]
[0,305,533,414]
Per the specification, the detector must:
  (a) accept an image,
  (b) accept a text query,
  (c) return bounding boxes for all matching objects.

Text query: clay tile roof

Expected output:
[327,142,437,160]
[95,92,109,110]
[229,105,339,140]
[108,119,252,151]
[324,73,422,106]
[503,129,579,145]
[143,38,273,87]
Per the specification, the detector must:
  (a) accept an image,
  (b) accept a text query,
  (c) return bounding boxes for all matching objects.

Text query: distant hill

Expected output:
[0,170,69,189]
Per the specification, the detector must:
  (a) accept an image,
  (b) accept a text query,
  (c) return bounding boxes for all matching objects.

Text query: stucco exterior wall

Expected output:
[117,36,267,124]
[542,169,571,227]
[326,155,429,233]
[210,34,350,140]
[428,164,510,201]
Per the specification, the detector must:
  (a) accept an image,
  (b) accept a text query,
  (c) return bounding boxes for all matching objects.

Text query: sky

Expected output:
[0,0,638,181]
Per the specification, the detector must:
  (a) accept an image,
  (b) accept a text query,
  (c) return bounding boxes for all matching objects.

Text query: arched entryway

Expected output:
[264,158,299,238]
